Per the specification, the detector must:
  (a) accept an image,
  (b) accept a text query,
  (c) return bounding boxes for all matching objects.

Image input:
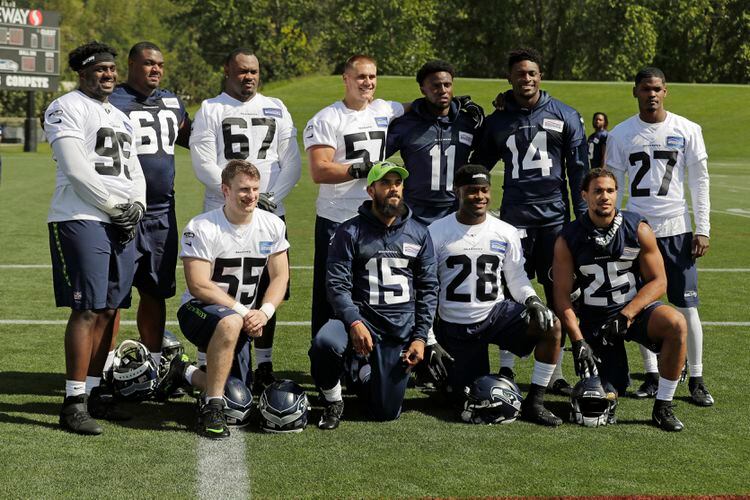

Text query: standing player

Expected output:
[304,55,406,336]
[109,41,190,374]
[174,160,289,439]
[473,48,589,393]
[553,168,688,431]
[386,59,484,225]
[607,67,713,406]
[190,48,300,391]
[587,112,608,168]
[310,162,438,429]
[429,165,563,426]
[45,41,146,435]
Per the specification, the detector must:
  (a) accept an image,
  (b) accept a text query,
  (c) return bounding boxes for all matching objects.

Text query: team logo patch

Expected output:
[592,137,599,144]
[490,240,507,254]
[402,242,421,257]
[161,97,180,109]
[375,117,389,128]
[666,136,685,150]
[459,131,474,146]
[304,124,314,139]
[542,118,564,133]
[684,290,698,299]
[73,291,82,301]
[263,107,282,118]
[259,241,274,254]
[46,108,63,124]
[621,246,640,260]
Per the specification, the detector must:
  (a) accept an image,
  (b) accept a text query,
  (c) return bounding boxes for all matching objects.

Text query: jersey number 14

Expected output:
[506,131,552,179]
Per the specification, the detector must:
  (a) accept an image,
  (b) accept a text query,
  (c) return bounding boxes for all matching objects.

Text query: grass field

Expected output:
[1,77,749,498]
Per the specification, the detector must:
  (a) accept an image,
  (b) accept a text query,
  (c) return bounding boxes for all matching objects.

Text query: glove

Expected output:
[424,342,455,386]
[572,339,599,378]
[117,225,137,246]
[524,296,555,331]
[347,160,373,179]
[110,201,145,231]
[257,192,277,213]
[457,95,484,129]
[600,313,629,346]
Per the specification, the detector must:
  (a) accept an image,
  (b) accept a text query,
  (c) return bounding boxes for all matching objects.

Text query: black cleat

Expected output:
[318,400,344,430]
[633,373,659,399]
[688,378,715,407]
[89,385,131,421]
[498,367,516,382]
[253,362,277,394]
[154,354,189,402]
[520,400,562,427]
[548,378,573,396]
[652,400,684,432]
[59,395,102,435]
[198,399,230,439]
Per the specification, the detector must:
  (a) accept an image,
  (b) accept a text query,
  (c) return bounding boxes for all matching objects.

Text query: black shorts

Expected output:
[520,225,562,286]
[133,209,178,298]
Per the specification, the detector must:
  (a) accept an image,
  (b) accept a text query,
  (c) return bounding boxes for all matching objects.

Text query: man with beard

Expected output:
[473,47,589,393]
[309,161,438,430]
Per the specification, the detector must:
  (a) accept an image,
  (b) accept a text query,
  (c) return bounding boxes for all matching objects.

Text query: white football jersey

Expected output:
[428,214,535,324]
[45,90,141,223]
[304,99,404,222]
[608,112,709,236]
[180,208,290,306]
[190,92,298,213]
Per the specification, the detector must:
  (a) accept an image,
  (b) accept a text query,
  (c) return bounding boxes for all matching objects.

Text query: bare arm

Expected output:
[552,236,584,342]
[308,145,357,184]
[183,257,237,309]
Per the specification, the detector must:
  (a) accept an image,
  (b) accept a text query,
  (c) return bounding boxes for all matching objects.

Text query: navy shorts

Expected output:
[435,300,534,393]
[177,300,252,386]
[582,301,664,394]
[656,233,699,307]
[311,216,341,337]
[520,225,562,286]
[48,220,135,310]
[133,209,178,298]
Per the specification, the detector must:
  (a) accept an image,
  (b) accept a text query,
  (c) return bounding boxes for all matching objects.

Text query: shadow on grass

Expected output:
[0,371,64,397]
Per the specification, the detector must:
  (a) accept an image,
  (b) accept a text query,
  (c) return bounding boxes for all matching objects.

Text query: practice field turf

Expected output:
[0,77,748,498]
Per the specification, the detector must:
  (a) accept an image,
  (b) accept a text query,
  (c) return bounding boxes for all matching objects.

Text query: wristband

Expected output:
[350,320,363,329]
[231,301,250,317]
[259,302,276,320]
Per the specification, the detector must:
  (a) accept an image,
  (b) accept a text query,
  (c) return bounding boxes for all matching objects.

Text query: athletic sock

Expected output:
[254,348,273,369]
[640,345,659,374]
[677,306,703,377]
[185,364,198,385]
[197,351,207,369]
[205,395,223,405]
[84,376,101,395]
[499,350,516,369]
[531,361,556,388]
[65,380,86,398]
[103,350,116,374]
[321,383,342,403]
[656,377,679,402]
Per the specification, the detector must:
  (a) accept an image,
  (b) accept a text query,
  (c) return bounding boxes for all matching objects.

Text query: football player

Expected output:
[309,162,438,429]
[428,164,563,426]
[473,47,589,394]
[171,160,289,439]
[587,112,608,168]
[305,55,407,337]
[553,168,688,431]
[109,41,190,376]
[385,59,483,225]
[607,67,713,406]
[44,41,146,435]
[190,48,300,391]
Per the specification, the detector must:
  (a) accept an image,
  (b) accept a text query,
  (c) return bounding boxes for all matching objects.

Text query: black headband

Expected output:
[76,52,115,71]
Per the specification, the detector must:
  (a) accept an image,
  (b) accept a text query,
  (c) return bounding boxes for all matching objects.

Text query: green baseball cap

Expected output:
[367,161,409,185]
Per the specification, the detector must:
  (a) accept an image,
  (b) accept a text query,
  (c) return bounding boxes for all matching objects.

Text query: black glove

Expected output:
[572,339,599,378]
[347,160,373,179]
[110,201,145,231]
[524,296,555,331]
[457,95,484,129]
[257,192,277,213]
[600,313,629,346]
[117,225,137,246]
[424,342,455,386]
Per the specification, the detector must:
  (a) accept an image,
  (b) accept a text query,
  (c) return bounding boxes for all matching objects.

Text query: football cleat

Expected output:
[318,399,345,430]
[497,367,516,383]
[253,362,277,394]
[198,399,230,439]
[688,378,715,407]
[88,385,131,421]
[461,375,523,425]
[652,400,684,432]
[633,373,659,399]
[154,354,189,402]
[520,399,562,427]
[59,395,102,436]
[548,378,573,397]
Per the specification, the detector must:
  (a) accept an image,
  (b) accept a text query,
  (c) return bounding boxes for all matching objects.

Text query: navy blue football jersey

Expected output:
[110,84,188,215]
[326,201,438,342]
[587,129,608,168]
[560,210,646,329]
[473,90,589,228]
[386,98,479,225]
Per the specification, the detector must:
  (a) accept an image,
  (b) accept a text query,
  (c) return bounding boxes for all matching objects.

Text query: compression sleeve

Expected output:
[190,139,223,202]
[272,131,302,202]
[687,157,710,237]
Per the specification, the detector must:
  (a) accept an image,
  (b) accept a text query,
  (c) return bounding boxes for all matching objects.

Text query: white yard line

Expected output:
[197,432,250,500]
